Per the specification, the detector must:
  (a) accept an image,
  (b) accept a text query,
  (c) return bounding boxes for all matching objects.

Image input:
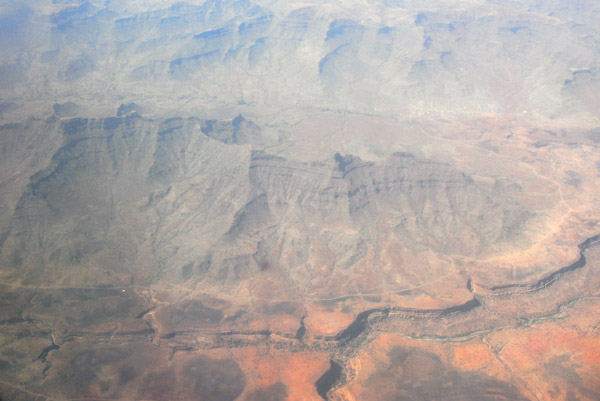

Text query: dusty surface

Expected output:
[1,115,600,400]
[1,0,600,400]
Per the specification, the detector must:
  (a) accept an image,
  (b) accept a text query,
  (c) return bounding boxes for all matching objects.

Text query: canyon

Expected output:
[1,0,600,400]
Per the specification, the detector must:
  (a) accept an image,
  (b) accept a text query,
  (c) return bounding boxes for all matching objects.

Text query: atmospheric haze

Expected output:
[0,0,600,400]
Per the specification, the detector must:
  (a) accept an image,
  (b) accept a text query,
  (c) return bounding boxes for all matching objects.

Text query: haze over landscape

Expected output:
[0,0,600,400]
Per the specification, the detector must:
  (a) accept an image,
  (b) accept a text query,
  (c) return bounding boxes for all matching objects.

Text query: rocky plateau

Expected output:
[1,0,600,400]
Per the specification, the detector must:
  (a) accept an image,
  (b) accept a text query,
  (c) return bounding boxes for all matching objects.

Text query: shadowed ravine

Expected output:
[486,234,600,293]
[0,234,597,401]
[313,233,600,399]
[1,1,600,400]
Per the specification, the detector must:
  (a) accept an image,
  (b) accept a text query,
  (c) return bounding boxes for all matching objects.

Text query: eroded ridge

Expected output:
[314,234,600,399]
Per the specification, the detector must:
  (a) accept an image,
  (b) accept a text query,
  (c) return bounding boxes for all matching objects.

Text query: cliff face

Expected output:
[1,115,252,287]
[2,1,600,400]
[0,115,527,294]
[0,113,567,401]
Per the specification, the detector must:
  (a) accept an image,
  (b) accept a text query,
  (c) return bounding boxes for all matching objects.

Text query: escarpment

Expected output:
[1,115,529,293]
[2,113,599,401]
[3,1,600,400]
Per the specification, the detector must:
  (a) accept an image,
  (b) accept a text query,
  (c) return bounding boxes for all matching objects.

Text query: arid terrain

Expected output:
[1,1,600,400]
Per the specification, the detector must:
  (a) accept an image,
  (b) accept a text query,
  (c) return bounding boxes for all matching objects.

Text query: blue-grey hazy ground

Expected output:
[1,1,600,400]
[0,0,599,123]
